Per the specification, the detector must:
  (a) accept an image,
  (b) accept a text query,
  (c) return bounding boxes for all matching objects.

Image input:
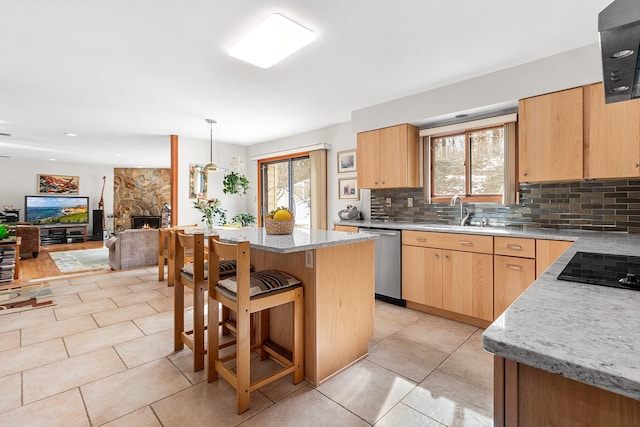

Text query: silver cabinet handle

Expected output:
[415,237,427,242]
[506,244,522,250]
[459,241,473,246]
[507,264,522,270]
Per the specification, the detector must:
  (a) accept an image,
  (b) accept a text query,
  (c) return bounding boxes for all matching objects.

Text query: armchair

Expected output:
[106,228,158,270]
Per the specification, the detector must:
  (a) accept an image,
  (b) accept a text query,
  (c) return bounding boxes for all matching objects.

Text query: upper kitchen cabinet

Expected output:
[357,124,419,189]
[585,82,640,179]
[518,87,584,182]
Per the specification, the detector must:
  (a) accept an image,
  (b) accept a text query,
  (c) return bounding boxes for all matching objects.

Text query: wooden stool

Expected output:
[173,232,207,371]
[159,225,198,286]
[207,235,304,414]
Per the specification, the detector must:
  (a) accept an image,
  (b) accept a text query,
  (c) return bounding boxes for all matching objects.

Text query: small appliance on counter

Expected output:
[338,205,361,220]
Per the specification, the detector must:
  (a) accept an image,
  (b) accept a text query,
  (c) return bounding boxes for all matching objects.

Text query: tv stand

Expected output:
[40,225,87,245]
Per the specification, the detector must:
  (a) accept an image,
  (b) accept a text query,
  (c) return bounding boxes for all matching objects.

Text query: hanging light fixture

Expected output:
[204,118,218,172]
[229,156,244,173]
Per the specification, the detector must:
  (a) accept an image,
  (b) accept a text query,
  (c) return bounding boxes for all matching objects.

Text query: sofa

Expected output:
[106,228,159,270]
[17,224,40,259]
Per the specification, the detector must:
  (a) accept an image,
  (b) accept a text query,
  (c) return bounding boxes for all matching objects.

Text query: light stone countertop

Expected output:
[338,219,640,400]
[191,226,377,254]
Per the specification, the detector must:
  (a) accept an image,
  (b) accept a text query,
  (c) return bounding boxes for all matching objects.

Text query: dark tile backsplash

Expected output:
[370,179,640,233]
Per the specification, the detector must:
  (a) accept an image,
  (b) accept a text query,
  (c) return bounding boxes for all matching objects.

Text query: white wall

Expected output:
[247,43,604,228]
[247,122,354,226]
[176,137,251,227]
[0,159,114,236]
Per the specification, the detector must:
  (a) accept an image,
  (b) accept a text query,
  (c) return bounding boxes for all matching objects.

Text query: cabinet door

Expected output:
[442,250,493,321]
[585,83,640,179]
[519,87,584,182]
[402,245,442,308]
[494,255,536,319]
[536,240,573,278]
[333,225,358,233]
[357,130,380,189]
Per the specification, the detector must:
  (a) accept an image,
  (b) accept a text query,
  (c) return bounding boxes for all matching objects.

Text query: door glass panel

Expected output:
[432,134,465,195]
[292,157,310,229]
[261,155,311,228]
[470,128,504,194]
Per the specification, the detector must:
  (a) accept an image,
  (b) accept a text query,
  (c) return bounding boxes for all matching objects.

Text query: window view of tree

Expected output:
[431,126,504,200]
[261,156,311,228]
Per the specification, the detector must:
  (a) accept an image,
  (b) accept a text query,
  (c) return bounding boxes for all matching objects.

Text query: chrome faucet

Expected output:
[450,195,470,226]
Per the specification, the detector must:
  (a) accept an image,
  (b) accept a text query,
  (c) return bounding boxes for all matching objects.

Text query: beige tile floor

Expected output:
[0,267,493,426]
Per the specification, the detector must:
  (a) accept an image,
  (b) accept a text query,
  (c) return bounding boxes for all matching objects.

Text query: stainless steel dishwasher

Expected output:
[358,227,404,306]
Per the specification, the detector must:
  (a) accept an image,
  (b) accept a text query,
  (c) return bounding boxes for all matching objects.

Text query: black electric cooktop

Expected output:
[557,251,640,291]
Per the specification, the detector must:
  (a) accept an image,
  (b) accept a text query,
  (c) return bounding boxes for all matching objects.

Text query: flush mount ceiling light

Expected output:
[229,13,315,69]
[64,133,77,137]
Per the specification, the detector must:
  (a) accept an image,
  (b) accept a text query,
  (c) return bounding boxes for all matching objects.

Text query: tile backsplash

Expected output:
[370,178,640,233]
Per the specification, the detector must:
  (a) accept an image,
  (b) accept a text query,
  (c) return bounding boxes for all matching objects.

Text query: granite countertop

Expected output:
[337,219,583,241]
[339,219,640,400]
[192,227,377,254]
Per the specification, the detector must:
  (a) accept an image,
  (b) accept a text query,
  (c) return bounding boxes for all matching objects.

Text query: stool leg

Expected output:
[158,256,165,281]
[167,257,175,287]
[207,295,219,382]
[221,306,231,335]
[174,281,184,351]
[293,288,304,384]
[193,283,205,371]
[237,307,251,414]
[258,310,270,360]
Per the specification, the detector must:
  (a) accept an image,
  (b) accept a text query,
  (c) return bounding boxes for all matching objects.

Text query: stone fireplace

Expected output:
[131,216,162,229]
[113,168,171,232]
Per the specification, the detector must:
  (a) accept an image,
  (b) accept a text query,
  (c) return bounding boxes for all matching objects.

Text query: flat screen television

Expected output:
[25,195,89,225]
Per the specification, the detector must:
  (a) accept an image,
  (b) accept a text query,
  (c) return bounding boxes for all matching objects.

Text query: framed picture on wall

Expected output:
[337,150,356,173]
[338,177,359,200]
[37,174,79,194]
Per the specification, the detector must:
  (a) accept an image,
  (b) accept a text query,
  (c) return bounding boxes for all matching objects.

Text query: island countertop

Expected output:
[193,227,377,254]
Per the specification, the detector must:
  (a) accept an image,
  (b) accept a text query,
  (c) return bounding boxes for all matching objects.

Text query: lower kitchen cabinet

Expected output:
[442,250,494,321]
[333,225,359,233]
[494,255,536,318]
[536,239,573,278]
[402,245,443,308]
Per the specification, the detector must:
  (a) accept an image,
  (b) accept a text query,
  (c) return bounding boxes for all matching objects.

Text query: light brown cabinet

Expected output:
[402,245,443,308]
[518,87,584,182]
[535,239,573,278]
[333,225,359,233]
[442,250,494,321]
[357,124,419,189]
[494,255,536,318]
[585,82,640,179]
[402,230,493,322]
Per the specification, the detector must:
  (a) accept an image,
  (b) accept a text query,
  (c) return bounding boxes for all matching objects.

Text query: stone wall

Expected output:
[113,168,171,231]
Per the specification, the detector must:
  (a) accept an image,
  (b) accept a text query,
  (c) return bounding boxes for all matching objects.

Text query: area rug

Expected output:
[49,247,110,273]
[0,282,55,315]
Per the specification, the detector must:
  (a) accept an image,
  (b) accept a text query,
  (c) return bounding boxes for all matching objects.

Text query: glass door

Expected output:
[260,155,311,228]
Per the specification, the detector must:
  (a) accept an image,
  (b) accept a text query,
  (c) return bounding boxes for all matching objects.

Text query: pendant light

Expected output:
[204,118,218,172]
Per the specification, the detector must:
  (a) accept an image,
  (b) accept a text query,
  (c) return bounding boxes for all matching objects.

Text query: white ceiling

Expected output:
[0,0,612,167]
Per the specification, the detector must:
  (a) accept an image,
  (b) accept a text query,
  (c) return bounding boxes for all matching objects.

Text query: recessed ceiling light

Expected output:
[65,133,78,137]
[455,114,469,119]
[49,158,57,161]
[115,154,122,157]
[229,13,315,69]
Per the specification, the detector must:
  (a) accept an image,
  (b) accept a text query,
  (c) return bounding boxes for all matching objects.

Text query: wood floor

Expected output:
[17,240,105,283]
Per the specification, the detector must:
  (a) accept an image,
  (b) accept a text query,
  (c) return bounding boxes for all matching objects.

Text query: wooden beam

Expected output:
[171,135,179,226]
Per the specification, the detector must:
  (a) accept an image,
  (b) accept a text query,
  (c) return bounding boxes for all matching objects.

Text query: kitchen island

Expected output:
[482,232,640,426]
[210,227,377,386]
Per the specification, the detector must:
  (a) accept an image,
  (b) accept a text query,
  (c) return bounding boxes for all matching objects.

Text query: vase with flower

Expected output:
[193,198,227,231]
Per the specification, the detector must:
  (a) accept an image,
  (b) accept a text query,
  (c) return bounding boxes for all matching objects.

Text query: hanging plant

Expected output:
[222,171,250,195]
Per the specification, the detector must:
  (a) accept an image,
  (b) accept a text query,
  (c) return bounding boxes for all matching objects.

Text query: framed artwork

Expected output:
[338,177,359,200]
[189,164,208,199]
[337,150,356,173]
[37,174,79,194]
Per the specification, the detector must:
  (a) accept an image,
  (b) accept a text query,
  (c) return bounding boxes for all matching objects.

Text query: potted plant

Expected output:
[222,171,250,195]
[230,213,257,227]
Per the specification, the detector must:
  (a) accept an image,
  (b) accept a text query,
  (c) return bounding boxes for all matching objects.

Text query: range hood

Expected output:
[599,0,640,103]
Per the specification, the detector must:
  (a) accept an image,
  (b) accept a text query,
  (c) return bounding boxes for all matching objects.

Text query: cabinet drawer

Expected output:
[402,230,493,254]
[494,237,535,258]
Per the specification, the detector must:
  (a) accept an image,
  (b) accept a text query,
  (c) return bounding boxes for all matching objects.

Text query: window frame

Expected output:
[430,125,504,203]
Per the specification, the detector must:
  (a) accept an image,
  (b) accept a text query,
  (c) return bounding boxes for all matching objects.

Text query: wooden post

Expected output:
[170,135,179,227]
